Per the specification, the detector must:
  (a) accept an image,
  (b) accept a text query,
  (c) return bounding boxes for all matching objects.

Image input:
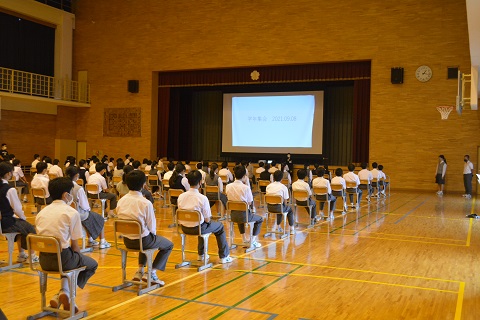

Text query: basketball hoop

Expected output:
[436,106,454,120]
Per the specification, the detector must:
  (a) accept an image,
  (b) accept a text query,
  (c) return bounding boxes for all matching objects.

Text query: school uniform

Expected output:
[358,169,373,197]
[225,180,263,235]
[259,170,273,192]
[265,181,293,226]
[291,179,316,218]
[312,176,337,212]
[218,168,234,183]
[12,166,29,194]
[205,174,228,209]
[87,172,117,209]
[169,174,189,205]
[343,171,363,204]
[464,161,473,195]
[331,176,346,197]
[435,161,447,184]
[31,172,53,205]
[78,167,89,186]
[49,165,63,178]
[72,182,105,240]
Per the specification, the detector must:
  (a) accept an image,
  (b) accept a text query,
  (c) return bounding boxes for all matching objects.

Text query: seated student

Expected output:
[124,154,132,166]
[266,170,295,234]
[8,154,15,163]
[331,168,347,212]
[49,159,64,177]
[148,161,161,195]
[357,162,373,201]
[312,168,337,218]
[11,159,29,202]
[259,163,273,192]
[205,162,228,211]
[131,160,141,170]
[304,164,313,186]
[163,162,175,181]
[168,163,190,205]
[281,163,292,186]
[140,158,148,171]
[31,162,53,212]
[292,169,316,221]
[343,164,363,208]
[225,165,263,247]
[370,162,380,196]
[116,165,133,197]
[177,171,233,263]
[66,167,111,249]
[256,161,266,175]
[87,163,117,218]
[268,161,278,174]
[31,154,41,170]
[131,161,155,204]
[113,160,125,177]
[35,177,98,312]
[89,157,99,174]
[218,162,234,184]
[378,165,387,196]
[184,160,191,173]
[196,162,207,184]
[245,160,256,185]
[78,159,90,186]
[145,160,152,172]
[44,157,53,172]
[0,162,39,263]
[116,170,174,285]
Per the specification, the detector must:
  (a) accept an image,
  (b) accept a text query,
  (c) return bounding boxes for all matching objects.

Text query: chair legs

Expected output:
[80,228,93,253]
[0,233,22,271]
[168,205,177,228]
[175,234,213,272]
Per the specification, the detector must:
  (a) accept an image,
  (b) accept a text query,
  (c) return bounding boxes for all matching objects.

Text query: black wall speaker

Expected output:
[128,80,139,93]
[447,67,459,79]
[391,67,404,84]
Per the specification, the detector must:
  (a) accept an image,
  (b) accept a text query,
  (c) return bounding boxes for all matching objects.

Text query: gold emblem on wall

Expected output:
[250,70,260,81]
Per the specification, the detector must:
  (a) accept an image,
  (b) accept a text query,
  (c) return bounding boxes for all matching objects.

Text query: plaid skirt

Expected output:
[81,211,105,240]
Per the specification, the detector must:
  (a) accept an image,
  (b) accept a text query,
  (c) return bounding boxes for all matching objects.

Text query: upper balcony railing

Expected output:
[0,67,90,104]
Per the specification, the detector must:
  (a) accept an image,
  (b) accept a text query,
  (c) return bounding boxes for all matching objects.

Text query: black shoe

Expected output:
[466,214,478,218]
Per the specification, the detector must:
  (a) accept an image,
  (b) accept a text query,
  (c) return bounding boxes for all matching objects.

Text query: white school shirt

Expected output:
[343,171,360,187]
[218,168,234,183]
[35,200,83,249]
[437,161,447,177]
[266,181,289,200]
[31,173,50,197]
[89,164,97,174]
[31,159,39,169]
[370,168,380,179]
[72,181,91,220]
[2,179,25,218]
[87,172,107,194]
[312,177,332,194]
[116,191,156,239]
[292,179,312,201]
[184,164,191,172]
[198,169,207,184]
[13,166,25,181]
[177,188,211,227]
[268,167,278,174]
[377,170,386,180]
[358,169,373,183]
[225,179,253,204]
[49,165,63,177]
[331,176,346,189]
[464,161,474,174]
[163,170,173,181]
[255,167,265,174]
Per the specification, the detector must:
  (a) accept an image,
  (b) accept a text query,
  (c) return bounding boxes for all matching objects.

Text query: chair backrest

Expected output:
[147,175,159,186]
[331,184,344,192]
[265,194,283,205]
[112,176,122,185]
[8,176,16,186]
[292,190,309,203]
[205,185,219,194]
[32,187,46,198]
[113,219,144,251]
[258,180,270,189]
[346,181,358,189]
[48,173,57,180]
[85,183,100,195]
[176,210,202,235]
[281,178,289,186]
[372,178,378,183]
[168,189,184,198]
[76,178,84,186]
[313,186,328,195]
[161,179,170,188]
[27,234,63,273]
[227,200,248,212]
[218,174,228,184]
[359,179,369,185]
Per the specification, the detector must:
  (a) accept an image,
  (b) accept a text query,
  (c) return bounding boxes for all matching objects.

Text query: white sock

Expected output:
[241,234,248,242]
[89,237,94,242]
[61,278,69,295]
[100,238,108,244]
[251,236,257,243]
[138,266,145,273]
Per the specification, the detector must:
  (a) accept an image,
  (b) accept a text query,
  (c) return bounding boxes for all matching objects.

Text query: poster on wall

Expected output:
[103,107,141,137]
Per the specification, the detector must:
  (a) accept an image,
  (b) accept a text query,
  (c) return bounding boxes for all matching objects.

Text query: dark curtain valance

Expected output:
[159,61,370,87]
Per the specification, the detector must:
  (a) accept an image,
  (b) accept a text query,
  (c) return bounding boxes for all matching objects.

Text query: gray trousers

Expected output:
[230,210,263,235]
[123,233,173,271]
[2,218,36,250]
[181,222,229,258]
[464,173,473,195]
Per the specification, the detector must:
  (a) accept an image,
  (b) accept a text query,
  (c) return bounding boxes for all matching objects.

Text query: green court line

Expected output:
[150,262,270,319]
[209,265,303,319]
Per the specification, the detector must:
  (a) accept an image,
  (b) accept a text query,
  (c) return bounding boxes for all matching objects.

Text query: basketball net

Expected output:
[436,106,454,120]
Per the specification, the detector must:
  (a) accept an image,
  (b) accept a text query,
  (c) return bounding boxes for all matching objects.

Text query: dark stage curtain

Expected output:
[353,79,371,163]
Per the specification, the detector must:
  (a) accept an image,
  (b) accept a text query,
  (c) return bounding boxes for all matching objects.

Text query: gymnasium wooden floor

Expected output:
[1,190,479,319]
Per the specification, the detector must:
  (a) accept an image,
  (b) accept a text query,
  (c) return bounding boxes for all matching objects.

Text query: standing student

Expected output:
[177,170,233,263]
[35,177,98,312]
[116,170,173,285]
[0,162,38,263]
[463,155,474,199]
[266,170,295,234]
[225,165,263,248]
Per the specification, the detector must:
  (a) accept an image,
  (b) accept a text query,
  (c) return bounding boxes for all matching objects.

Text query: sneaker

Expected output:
[99,241,111,249]
[290,227,295,235]
[366,196,371,202]
[462,194,467,197]
[23,196,28,203]
[59,290,78,314]
[220,256,233,264]
[329,212,335,220]
[466,194,472,199]
[276,227,284,234]
[437,191,443,196]
[89,239,99,246]
[466,214,478,218]
[250,241,262,248]
[144,272,165,286]
[351,203,356,208]
[16,252,28,263]
[132,270,144,282]
[30,254,39,263]
[198,254,210,261]
[50,291,61,308]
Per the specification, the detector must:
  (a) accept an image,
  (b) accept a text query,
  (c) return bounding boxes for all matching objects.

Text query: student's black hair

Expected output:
[169,163,186,187]
[187,170,202,187]
[12,159,21,166]
[95,163,106,172]
[221,161,228,169]
[273,170,283,182]
[281,163,287,172]
[439,155,447,164]
[335,168,343,177]
[465,155,470,159]
[241,160,248,167]
[372,162,378,169]
[9,154,15,160]
[185,160,190,164]
[297,169,306,180]
[117,160,125,169]
[0,162,13,178]
[361,162,368,169]
[79,159,86,167]
[34,154,40,159]
[36,161,48,173]
[202,161,209,170]
[265,163,271,170]
[348,164,355,172]
[167,162,175,171]
[66,165,79,180]
[44,157,52,164]
[49,177,73,201]
[233,165,246,180]
[196,162,203,170]
[125,154,130,159]
[147,160,152,165]
[122,165,134,183]
[317,168,326,177]
[259,161,265,168]
[142,158,148,164]
[271,160,277,167]
[125,170,146,191]
[53,159,60,165]
[210,162,218,179]
[131,160,141,169]
[1,143,6,147]
[378,165,384,170]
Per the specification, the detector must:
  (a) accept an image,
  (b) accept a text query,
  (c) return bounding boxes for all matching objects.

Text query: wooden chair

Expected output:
[8,176,23,198]
[26,235,87,319]
[168,189,184,228]
[264,194,288,239]
[359,179,371,201]
[48,173,57,180]
[227,201,256,253]
[313,186,331,220]
[161,179,170,207]
[205,185,225,220]
[218,174,228,186]
[85,184,107,220]
[0,219,23,271]
[147,175,161,200]
[175,210,213,272]
[281,178,292,204]
[254,172,261,191]
[331,184,347,213]
[371,178,380,196]
[345,181,360,209]
[112,176,122,187]
[257,180,270,208]
[31,187,48,214]
[292,190,315,229]
[76,179,84,188]
[384,175,391,196]
[112,220,160,295]
[70,202,92,254]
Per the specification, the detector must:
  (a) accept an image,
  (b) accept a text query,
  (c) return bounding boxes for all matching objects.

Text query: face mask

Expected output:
[65,193,74,206]
[464,159,468,163]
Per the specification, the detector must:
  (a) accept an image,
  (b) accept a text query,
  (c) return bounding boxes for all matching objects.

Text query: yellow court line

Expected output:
[363,232,466,242]
[239,257,461,283]
[466,218,473,247]
[455,282,465,320]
